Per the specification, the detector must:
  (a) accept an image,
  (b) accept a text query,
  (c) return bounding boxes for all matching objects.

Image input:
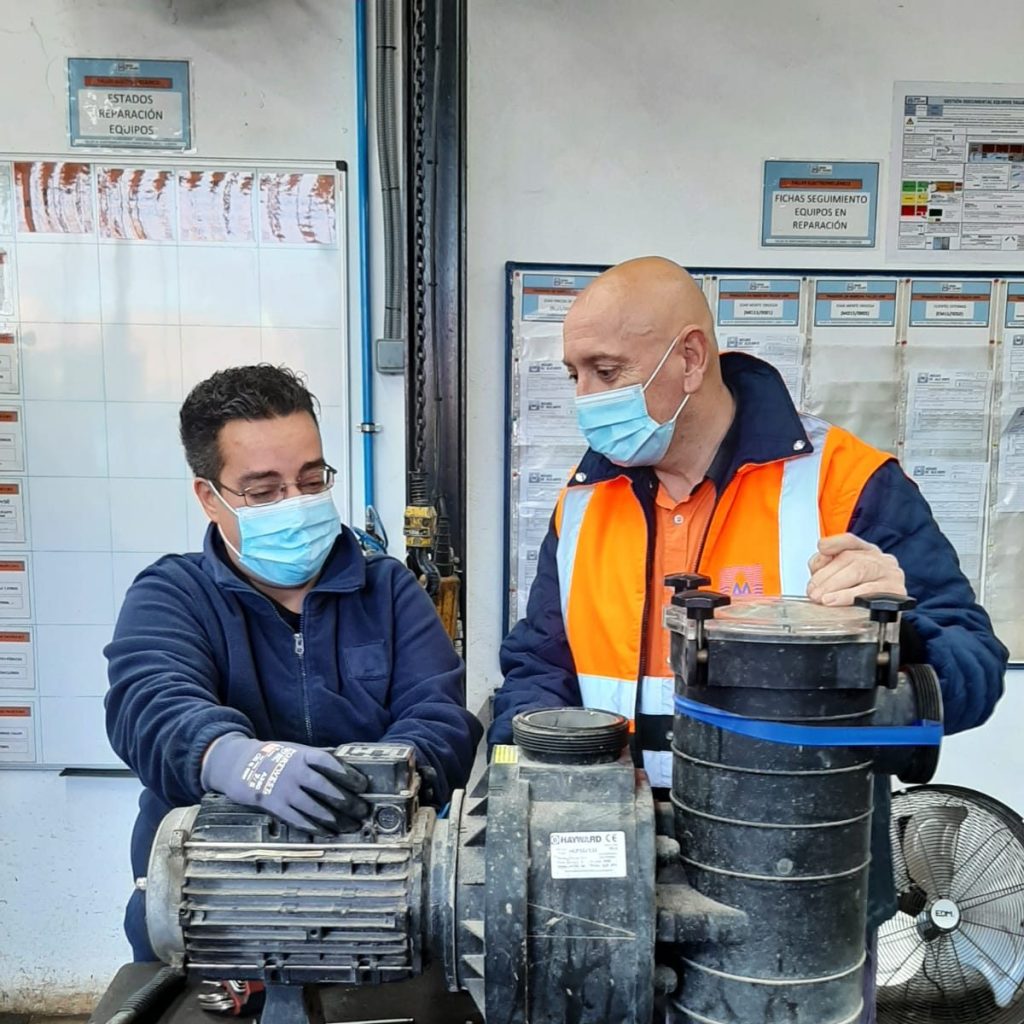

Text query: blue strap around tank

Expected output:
[673,694,942,747]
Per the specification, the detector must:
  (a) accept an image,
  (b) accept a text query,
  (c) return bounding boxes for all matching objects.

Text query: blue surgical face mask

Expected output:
[210,487,341,588]
[575,336,690,467]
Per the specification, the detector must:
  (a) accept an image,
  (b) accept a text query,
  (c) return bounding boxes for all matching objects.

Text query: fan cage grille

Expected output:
[878,785,1024,1024]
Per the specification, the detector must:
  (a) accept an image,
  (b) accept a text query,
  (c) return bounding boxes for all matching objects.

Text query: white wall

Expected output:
[465,0,1023,806]
[0,0,403,1009]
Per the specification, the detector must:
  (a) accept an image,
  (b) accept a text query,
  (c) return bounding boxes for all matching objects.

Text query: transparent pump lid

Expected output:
[666,596,878,644]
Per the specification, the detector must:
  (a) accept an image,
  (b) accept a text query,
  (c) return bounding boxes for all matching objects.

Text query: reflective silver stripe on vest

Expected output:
[556,486,595,623]
[577,674,674,718]
[642,750,672,788]
[577,674,634,717]
[640,675,674,716]
[578,673,673,788]
[778,415,830,596]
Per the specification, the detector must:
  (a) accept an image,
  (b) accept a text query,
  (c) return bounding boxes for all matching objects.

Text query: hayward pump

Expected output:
[144,586,942,1024]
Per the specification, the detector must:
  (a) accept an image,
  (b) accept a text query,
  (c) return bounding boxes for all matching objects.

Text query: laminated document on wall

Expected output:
[715,278,805,408]
[507,272,597,624]
[0,482,26,544]
[806,278,900,453]
[985,282,1024,658]
[901,278,994,617]
[0,332,19,393]
[903,279,994,460]
[995,298,1024,511]
[891,82,1024,262]
[518,355,580,445]
[906,460,987,590]
[0,155,351,767]
[0,701,35,763]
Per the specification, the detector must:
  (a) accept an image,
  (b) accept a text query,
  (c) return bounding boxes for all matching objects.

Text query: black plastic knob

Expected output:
[673,590,731,619]
[665,573,711,595]
[854,594,917,623]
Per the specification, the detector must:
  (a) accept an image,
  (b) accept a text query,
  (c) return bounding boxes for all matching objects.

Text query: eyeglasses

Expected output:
[216,464,337,507]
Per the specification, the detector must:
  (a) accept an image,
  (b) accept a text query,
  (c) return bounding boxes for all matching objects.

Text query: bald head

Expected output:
[566,257,713,347]
[564,256,720,398]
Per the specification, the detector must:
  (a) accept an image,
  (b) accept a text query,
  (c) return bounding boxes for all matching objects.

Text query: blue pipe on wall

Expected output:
[354,0,375,524]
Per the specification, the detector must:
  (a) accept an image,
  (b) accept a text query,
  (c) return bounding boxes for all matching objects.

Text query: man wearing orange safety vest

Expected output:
[490,257,1007,1023]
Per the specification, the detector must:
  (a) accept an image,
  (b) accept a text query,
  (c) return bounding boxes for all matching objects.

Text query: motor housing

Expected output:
[146,743,431,984]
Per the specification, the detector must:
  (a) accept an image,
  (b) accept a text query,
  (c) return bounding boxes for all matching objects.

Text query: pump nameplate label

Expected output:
[549,830,627,879]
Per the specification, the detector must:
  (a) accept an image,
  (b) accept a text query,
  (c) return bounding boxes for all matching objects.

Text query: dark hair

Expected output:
[179,364,319,480]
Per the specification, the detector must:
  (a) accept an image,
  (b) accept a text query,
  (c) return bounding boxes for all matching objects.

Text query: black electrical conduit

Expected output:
[98,966,186,1024]
[380,0,443,591]
[376,0,403,344]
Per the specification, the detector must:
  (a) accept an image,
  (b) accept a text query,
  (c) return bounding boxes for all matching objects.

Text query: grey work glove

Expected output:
[201,733,370,835]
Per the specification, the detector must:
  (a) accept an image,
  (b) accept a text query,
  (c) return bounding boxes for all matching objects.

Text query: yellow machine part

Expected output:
[432,574,460,641]
[404,505,437,548]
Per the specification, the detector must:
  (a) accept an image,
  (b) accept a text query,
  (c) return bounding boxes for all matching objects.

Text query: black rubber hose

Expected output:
[375,0,403,342]
[102,965,186,1024]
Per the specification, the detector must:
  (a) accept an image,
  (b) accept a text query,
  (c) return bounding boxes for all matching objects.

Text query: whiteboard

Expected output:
[0,156,349,769]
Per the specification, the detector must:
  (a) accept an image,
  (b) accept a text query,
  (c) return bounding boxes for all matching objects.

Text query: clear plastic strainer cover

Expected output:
[700,596,878,644]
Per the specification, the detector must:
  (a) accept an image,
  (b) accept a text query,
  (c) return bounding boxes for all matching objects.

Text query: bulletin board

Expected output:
[504,262,1024,664]
[0,156,350,769]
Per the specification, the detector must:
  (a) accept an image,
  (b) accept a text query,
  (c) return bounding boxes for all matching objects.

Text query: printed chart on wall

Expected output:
[506,265,1024,663]
[0,156,349,768]
[507,271,595,625]
[891,81,1024,262]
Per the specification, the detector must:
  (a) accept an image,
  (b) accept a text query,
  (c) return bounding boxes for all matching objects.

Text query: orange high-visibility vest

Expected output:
[553,414,893,787]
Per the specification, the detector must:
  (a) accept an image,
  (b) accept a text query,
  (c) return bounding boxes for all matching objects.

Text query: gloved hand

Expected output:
[201,733,370,835]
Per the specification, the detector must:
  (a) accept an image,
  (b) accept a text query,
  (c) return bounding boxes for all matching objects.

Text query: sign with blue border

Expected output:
[717,278,801,326]
[521,273,598,321]
[762,160,879,248]
[814,279,898,327]
[908,279,992,327]
[67,58,191,149]
[1006,281,1024,328]
[521,271,703,322]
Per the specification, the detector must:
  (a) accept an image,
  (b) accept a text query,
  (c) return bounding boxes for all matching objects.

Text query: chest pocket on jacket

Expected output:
[341,640,391,703]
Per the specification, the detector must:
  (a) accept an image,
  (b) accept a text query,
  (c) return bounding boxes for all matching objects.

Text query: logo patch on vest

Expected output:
[718,564,765,597]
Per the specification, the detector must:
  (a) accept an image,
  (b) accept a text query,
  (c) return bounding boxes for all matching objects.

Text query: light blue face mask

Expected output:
[575,336,690,467]
[211,488,341,588]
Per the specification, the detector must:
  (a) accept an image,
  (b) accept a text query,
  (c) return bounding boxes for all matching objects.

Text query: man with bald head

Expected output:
[491,257,1005,1021]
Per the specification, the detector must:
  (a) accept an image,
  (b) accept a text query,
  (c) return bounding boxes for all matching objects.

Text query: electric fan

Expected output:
[878,784,1024,1023]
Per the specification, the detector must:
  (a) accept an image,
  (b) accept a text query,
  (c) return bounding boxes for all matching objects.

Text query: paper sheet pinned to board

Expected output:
[15,162,93,234]
[97,168,175,240]
[1002,334,1024,411]
[518,359,582,445]
[178,169,254,242]
[905,368,992,454]
[259,172,337,245]
[519,455,578,509]
[906,459,987,586]
[996,407,1024,512]
[722,330,805,407]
